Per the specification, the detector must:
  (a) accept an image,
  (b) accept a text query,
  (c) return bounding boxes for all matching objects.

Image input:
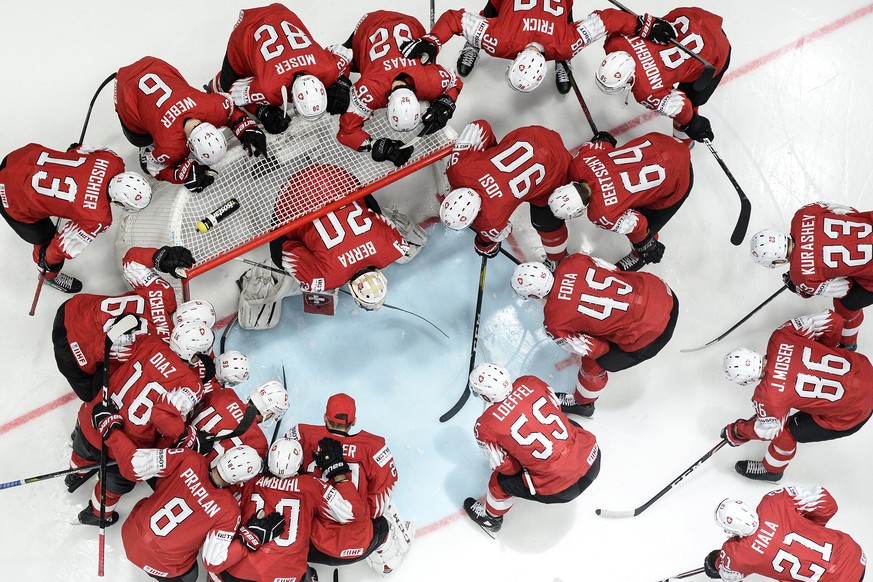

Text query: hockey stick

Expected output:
[98,314,139,576]
[219,314,238,353]
[595,438,728,518]
[499,247,522,266]
[430,0,436,28]
[657,567,705,581]
[28,266,49,317]
[79,72,117,146]
[680,285,787,353]
[205,404,259,443]
[440,255,488,422]
[703,139,751,246]
[272,363,289,444]
[0,461,117,491]
[566,65,600,135]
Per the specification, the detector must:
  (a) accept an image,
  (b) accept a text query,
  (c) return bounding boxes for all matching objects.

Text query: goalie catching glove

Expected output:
[153,246,195,278]
[314,437,350,481]
[237,511,286,552]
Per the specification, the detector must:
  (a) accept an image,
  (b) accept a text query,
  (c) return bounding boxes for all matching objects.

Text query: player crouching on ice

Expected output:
[463,363,600,536]
[237,201,427,328]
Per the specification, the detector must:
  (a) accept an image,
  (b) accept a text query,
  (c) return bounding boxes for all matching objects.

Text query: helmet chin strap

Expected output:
[623,77,635,106]
[281,85,289,118]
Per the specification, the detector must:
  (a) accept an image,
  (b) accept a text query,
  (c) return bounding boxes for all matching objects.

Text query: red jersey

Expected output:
[568,133,692,243]
[77,334,202,451]
[603,7,730,125]
[190,388,268,469]
[544,253,674,357]
[61,246,177,375]
[716,487,866,582]
[224,4,350,107]
[338,11,463,149]
[115,56,241,184]
[0,143,123,261]
[426,6,635,62]
[115,446,242,578]
[474,375,598,495]
[788,202,873,296]
[281,200,408,293]
[223,473,363,580]
[446,122,571,243]
[734,313,873,439]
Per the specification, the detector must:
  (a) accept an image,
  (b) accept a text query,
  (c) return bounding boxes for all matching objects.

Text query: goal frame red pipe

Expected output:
[180,144,454,300]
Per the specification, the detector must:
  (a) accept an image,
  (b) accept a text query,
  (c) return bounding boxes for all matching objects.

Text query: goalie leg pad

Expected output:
[387,207,428,264]
[366,505,415,574]
[238,266,299,330]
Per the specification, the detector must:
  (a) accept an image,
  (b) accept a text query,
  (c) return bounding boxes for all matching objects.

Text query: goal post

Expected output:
[116,111,457,300]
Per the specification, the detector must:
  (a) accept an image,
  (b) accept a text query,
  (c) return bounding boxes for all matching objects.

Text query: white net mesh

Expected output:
[116,110,456,275]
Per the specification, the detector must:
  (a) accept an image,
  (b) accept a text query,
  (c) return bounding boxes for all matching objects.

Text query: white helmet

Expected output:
[506,47,547,93]
[349,268,388,311]
[386,87,421,132]
[268,437,304,478]
[714,498,759,537]
[548,183,588,220]
[439,188,481,230]
[723,348,764,386]
[215,444,263,485]
[469,363,513,402]
[249,380,289,422]
[215,351,250,386]
[169,320,215,363]
[292,74,327,120]
[750,229,790,268]
[108,172,151,212]
[595,51,635,95]
[511,262,555,299]
[187,122,227,166]
[172,299,216,328]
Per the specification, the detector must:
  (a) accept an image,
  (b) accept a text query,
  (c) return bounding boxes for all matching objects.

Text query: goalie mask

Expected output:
[548,183,590,220]
[440,188,481,230]
[387,87,421,132]
[268,437,304,478]
[722,348,765,386]
[506,46,546,93]
[511,262,554,300]
[108,172,151,212]
[714,498,759,537]
[187,121,227,166]
[215,351,250,386]
[173,299,216,328]
[595,51,635,95]
[215,445,262,485]
[169,320,215,363]
[349,268,388,311]
[292,74,327,120]
[469,363,513,402]
[249,380,290,424]
[750,229,790,268]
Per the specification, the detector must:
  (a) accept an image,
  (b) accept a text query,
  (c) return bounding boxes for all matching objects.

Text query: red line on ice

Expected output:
[0,392,77,436]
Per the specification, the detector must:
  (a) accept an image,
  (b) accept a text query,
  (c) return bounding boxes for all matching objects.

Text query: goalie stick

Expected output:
[657,567,705,581]
[440,255,488,422]
[680,285,788,353]
[595,439,728,518]
[703,139,752,245]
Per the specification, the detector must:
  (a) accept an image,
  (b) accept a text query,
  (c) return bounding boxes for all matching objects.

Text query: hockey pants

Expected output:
[835,283,873,345]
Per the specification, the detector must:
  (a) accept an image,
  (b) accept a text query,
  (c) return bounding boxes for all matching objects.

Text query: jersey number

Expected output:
[250,493,301,547]
[795,347,849,402]
[255,21,313,61]
[112,361,167,426]
[513,0,564,17]
[771,532,833,582]
[367,23,414,61]
[509,396,569,460]
[150,497,194,537]
[489,141,546,199]
[660,16,705,70]
[31,151,87,202]
[821,217,873,268]
[313,202,373,250]
[607,140,667,194]
[576,267,633,320]
[138,73,173,108]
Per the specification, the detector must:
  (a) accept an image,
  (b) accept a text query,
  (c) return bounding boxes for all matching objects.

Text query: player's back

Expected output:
[191,388,268,468]
[486,0,578,59]
[544,253,674,351]
[662,7,730,77]
[476,375,598,494]
[351,11,426,74]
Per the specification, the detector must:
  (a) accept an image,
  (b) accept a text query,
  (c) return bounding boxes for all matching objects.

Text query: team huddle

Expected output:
[1,1,871,581]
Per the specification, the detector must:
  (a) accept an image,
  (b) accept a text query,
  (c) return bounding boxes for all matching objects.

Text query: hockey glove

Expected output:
[238,511,285,552]
[92,401,123,440]
[371,138,413,167]
[153,246,195,277]
[781,272,799,294]
[184,163,217,193]
[474,234,501,259]
[400,38,439,64]
[234,117,268,157]
[703,549,721,579]
[632,232,665,264]
[680,113,714,143]
[35,243,64,274]
[721,422,751,447]
[174,425,215,455]
[591,131,617,147]
[421,95,456,135]
[815,277,850,298]
[636,14,677,46]
[255,105,291,135]
[314,437,350,480]
[326,76,353,115]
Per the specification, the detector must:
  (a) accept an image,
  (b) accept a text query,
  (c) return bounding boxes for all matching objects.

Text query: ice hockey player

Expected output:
[216,437,363,582]
[115,56,268,192]
[462,363,600,535]
[213,350,251,388]
[703,489,867,581]
[511,254,678,417]
[401,1,674,94]
[595,7,731,146]
[439,119,572,267]
[751,201,873,351]
[95,404,269,582]
[548,131,693,271]
[68,320,213,526]
[721,310,873,482]
[210,3,354,133]
[288,393,415,574]
[52,246,195,401]
[0,143,150,293]
[336,11,463,167]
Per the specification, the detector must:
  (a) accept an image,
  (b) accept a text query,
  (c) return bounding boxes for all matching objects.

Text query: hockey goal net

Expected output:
[116,111,456,299]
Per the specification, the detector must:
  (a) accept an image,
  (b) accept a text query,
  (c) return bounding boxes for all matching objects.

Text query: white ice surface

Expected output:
[1,1,872,580]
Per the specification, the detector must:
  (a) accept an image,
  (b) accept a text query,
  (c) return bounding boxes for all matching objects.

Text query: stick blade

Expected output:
[595,508,637,519]
[679,341,715,354]
[730,196,752,245]
[107,314,139,342]
[439,386,470,422]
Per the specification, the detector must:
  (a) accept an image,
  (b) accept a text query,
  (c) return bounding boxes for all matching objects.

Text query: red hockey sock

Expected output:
[486,474,514,516]
[574,358,608,404]
[834,299,863,345]
[763,429,797,474]
[90,483,123,514]
[539,224,568,262]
